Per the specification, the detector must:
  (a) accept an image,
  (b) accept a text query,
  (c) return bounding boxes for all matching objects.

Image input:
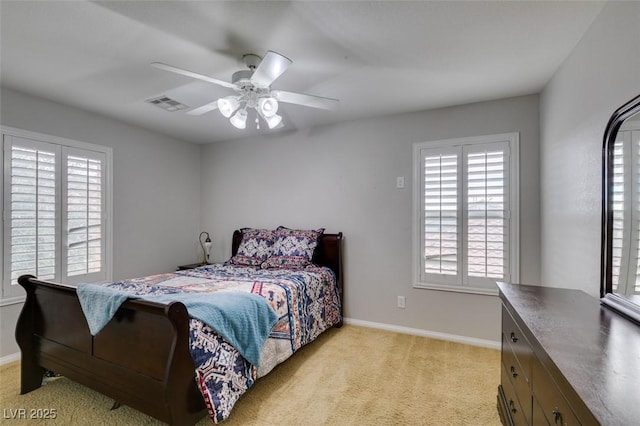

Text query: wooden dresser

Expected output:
[496,282,640,426]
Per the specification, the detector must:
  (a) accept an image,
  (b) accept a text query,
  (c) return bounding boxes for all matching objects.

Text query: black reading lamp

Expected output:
[199,231,212,265]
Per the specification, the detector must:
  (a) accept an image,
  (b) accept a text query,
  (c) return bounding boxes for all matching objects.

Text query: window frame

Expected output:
[412,132,520,295]
[1,126,113,305]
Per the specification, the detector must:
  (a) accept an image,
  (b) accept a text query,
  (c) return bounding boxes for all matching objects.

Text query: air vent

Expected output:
[145,96,189,112]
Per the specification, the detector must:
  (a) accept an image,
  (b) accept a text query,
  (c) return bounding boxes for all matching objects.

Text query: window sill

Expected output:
[413,283,499,296]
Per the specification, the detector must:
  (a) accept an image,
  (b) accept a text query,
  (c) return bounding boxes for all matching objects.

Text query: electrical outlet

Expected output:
[397,295,406,308]
[396,176,405,189]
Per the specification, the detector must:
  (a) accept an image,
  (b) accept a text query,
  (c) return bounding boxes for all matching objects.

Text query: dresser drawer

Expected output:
[502,307,533,382]
[502,333,532,423]
[532,359,580,426]
[501,364,528,425]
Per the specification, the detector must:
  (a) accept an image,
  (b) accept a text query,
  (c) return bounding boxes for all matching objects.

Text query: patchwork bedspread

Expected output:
[100,264,341,423]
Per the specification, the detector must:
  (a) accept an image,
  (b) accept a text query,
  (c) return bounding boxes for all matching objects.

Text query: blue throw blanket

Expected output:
[76,284,278,366]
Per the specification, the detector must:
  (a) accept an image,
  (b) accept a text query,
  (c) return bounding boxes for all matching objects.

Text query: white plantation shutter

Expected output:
[4,138,60,296]
[465,143,510,287]
[64,149,106,283]
[422,149,460,283]
[634,131,640,295]
[2,128,111,299]
[413,133,518,294]
[611,136,628,292]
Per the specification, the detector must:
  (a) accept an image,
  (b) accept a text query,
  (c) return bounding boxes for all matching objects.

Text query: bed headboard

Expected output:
[231,229,343,290]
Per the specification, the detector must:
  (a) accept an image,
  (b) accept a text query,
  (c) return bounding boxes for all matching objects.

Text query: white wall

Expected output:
[540,2,640,296]
[201,94,540,343]
[0,87,202,358]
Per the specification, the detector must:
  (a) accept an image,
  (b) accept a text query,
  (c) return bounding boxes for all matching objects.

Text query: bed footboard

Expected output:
[15,275,206,425]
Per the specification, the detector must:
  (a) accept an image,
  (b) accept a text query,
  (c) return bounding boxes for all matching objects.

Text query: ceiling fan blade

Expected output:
[151,62,237,90]
[187,100,219,116]
[250,51,292,87]
[272,90,339,111]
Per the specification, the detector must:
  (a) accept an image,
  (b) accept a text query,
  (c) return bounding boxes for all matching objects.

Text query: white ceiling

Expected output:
[0,1,605,144]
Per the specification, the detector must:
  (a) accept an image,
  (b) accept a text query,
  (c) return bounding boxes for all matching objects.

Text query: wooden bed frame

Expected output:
[15,230,343,425]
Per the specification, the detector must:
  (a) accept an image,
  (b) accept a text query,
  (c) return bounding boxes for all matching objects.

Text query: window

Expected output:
[611,128,640,296]
[412,133,519,295]
[1,127,112,303]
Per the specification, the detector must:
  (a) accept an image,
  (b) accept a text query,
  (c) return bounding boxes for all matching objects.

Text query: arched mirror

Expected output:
[602,94,640,323]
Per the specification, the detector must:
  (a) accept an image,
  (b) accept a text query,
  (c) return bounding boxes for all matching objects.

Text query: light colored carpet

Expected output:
[0,325,501,425]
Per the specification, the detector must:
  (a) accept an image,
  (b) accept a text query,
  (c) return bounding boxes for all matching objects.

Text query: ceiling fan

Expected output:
[151,51,339,130]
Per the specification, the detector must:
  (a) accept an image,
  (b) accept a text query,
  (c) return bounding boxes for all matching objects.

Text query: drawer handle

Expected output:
[510,332,518,343]
[510,365,518,378]
[509,399,517,415]
[552,407,562,424]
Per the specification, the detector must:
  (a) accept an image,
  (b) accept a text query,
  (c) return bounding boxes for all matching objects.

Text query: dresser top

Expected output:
[498,282,640,426]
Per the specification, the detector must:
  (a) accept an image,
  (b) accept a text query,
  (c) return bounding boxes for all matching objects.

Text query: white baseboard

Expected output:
[0,352,20,366]
[343,317,501,350]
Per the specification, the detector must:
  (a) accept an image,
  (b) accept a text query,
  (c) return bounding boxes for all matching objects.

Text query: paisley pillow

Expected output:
[228,228,275,267]
[262,226,324,269]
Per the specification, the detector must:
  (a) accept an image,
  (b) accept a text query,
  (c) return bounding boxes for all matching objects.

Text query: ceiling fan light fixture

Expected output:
[263,113,282,130]
[258,97,279,118]
[230,109,248,129]
[218,96,240,118]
